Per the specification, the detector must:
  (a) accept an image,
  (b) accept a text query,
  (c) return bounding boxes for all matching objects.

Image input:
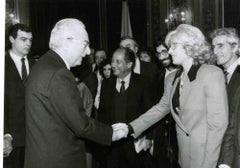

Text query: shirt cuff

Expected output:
[219,164,230,168]
[4,134,13,141]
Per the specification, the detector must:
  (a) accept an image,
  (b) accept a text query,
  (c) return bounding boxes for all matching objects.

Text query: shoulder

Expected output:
[193,64,225,86]
[199,64,223,73]
[198,64,224,79]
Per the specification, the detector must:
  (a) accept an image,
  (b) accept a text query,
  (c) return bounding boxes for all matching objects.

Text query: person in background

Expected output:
[94,59,112,110]
[93,49,107,109]
[126,24,228,168]
[119,36,159,168]
[98,47,152,168]
[24,18,128,168]
[4,23,34,168]
[87,48,95,71]
[100,59,112,79]
[93,49,107,72]
[149,35,179,168]
[119,36,158,82]
[139,48,152,63]
[210,28,240,168]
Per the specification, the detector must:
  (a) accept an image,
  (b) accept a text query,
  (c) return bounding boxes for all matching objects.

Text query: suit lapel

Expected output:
[170,75,189,134]
[6,53,23,81]
[228,65,240,96]
[180,76,192,108]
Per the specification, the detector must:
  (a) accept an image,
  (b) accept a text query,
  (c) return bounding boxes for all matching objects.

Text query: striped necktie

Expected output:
[21,58,28,82]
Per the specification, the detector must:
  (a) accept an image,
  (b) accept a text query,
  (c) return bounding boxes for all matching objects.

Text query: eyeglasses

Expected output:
[103,68,112,71]
[169,42,182,50]
[156,49,168,57]
[67,37,89,48]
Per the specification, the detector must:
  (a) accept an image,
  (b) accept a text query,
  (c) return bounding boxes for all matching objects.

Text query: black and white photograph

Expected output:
[2,0,240,168]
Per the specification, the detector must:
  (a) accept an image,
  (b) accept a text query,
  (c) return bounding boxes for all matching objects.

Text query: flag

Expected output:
[121,0,133,37]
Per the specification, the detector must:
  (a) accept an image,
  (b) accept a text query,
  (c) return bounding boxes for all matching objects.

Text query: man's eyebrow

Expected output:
[84,40,89,45]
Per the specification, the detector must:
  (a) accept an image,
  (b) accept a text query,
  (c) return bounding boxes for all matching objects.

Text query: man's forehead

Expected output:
[95,50,106,56]
[156,45,167,52]
[120,39,135,46]
[212,35,228,44]
[17,30,32,38]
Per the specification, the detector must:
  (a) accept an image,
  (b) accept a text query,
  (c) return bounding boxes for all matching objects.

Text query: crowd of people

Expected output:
[3,18,240,168]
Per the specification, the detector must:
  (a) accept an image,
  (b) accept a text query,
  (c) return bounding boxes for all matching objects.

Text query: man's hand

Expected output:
[134,136,152,153]
[3,134,13,157]
[112,123,129,141]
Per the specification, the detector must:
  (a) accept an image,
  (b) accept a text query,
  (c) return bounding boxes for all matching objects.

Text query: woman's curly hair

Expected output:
[165,24,214,65]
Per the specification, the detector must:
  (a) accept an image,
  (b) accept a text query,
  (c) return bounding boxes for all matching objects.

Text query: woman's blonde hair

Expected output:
[165,24,213,64]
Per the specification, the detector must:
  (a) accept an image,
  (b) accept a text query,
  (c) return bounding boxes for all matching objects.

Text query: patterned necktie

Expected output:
[224,70,229,83]
[120,81,125,93]
[21,58,28,82]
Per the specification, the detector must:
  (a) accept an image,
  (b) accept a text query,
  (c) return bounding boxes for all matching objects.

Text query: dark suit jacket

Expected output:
[218,65,240,168]
[140,61,158,83]
[4,52,34,147]
[24,50,113,168]
[98,73,152,125]
[97,73,152,163]
[150,69,178,164]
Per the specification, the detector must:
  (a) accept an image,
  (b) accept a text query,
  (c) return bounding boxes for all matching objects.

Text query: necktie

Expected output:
[21,58,28,82]
[120,81,125,93]
[224,70,229,83]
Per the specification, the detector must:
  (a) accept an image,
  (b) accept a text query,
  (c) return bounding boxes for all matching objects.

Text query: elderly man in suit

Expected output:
[119,24,229,168]
[4,23,34,168]
[24,18,128,168]
[211,28,240,168]
[98,47,152,168]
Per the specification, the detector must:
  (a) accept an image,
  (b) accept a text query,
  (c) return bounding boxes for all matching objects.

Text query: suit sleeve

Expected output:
[49,69,112,145]
[130,73,173,138]
[202,69,228,168]
[218,86,240,167]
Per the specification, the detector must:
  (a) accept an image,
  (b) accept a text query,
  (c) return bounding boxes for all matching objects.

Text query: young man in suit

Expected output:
[211,28,240,168]
[98,47,152,168]
[4,23,34,168]
[24,18,128,168]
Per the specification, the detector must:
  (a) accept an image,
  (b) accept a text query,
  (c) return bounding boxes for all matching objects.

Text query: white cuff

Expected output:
[4,134,13,141]
[219,164,230,168]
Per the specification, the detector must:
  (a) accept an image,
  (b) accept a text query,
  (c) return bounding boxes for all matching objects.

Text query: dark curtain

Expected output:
[29,0,147,58]
[29,0,100,57]
[225,0,240,28]
[106,0,147,56]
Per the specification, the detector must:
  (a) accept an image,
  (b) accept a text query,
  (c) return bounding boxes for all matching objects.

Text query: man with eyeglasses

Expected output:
[148,35,179,168]
[24,18,128,168]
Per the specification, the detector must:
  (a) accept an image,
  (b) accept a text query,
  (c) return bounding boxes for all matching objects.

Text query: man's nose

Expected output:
[85,46,91,55]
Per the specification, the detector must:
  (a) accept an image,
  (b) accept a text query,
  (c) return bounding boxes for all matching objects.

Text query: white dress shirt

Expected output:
[116,72,131,92]
[134,57,141,74]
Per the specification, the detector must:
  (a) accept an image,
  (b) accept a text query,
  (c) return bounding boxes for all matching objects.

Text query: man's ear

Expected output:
[134,46,138,54]
[127,62,133,69]
[9,36,14,44]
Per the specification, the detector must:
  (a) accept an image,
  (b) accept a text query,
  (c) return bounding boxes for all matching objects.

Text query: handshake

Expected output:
[111,123,130,141]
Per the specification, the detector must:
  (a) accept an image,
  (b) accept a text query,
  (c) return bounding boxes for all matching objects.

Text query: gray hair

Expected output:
[49,18,86,50]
